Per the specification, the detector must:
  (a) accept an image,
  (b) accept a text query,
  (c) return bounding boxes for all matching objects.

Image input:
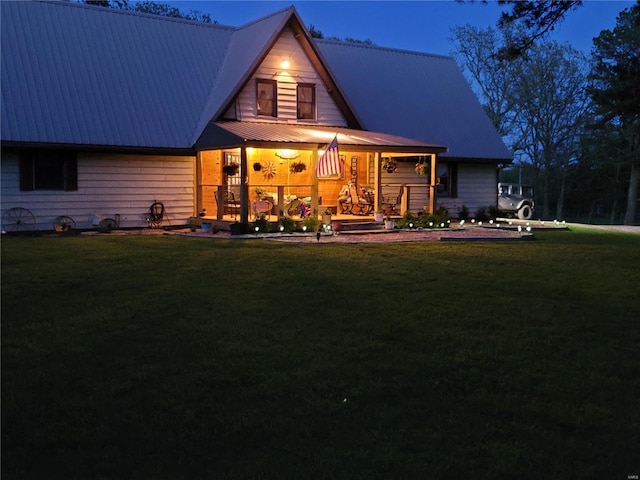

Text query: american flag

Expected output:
[316,135,342,178]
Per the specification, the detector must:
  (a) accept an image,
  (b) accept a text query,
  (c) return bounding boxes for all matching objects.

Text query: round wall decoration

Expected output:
[262,161,277,180]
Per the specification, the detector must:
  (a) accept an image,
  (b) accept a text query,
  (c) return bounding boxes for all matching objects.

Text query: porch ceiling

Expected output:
[195,121,447,153]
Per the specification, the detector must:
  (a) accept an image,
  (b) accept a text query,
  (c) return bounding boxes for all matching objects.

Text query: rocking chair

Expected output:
[346,183,373,215]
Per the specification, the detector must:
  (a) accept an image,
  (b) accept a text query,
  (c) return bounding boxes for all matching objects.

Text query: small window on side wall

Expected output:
[20,150,78,191]
[435,162,457,198]
[256,79,277,117]
[297,84,315,120]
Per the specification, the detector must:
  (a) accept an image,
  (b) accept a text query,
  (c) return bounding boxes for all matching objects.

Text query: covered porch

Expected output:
[195,122,447,225]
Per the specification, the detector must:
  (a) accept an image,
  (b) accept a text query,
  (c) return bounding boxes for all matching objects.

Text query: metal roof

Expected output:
[1,1,235,149]
[316,41,512,161]
[1,1,510,162]
[197,121,447,152]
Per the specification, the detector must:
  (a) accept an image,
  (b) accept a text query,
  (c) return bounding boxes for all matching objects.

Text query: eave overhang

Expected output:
[195,121,447,154]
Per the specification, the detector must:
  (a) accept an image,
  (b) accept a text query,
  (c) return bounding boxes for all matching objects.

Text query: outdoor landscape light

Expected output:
[478,221,483,226]
[302,226,307,232]
[440,223,445,228]
[429,221,433,227]
[526,226,532,232]
[518,226,522,232]
[279,225,284,232]
[255,226,259,232]
[459,219,465,226]
[409,222,413,228]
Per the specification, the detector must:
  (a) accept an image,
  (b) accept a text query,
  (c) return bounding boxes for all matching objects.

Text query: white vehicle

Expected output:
[498,183,535,220]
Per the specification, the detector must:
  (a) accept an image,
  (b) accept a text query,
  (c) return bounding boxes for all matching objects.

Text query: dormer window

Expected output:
[297,84,315,120]
[256,79,277,117]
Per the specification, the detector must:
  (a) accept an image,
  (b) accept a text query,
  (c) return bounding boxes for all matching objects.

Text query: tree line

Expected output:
[452,2,639,225]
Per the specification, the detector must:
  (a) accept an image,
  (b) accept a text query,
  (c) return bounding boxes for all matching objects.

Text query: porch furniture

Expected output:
[381,184,405,215]
[215,190,240,220]
[346,183,373,215]
[252,199,273,220]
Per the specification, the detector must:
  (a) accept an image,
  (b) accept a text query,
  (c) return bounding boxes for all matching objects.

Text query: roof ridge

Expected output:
[234,5,296,30]
[314,37,453,60]
[34,0,235,31]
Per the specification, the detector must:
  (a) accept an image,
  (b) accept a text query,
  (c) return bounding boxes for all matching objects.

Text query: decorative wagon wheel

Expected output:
[98,218,118,233]
[148,202,165,228]
[52,215,76,232]
[2,207,36,233]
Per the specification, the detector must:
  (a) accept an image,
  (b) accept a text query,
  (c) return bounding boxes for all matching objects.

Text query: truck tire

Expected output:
[517,204,533,220]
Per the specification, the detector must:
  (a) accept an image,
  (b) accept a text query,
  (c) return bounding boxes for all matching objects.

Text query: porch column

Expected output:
[373,151,382,212]
[240,146,249,223]
[311,149,319,214]
[195,151,203,217]
[429,153,437,215]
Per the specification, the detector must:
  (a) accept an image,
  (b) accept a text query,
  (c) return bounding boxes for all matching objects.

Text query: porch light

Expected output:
[281,60,290,69]
[275,149,300,159]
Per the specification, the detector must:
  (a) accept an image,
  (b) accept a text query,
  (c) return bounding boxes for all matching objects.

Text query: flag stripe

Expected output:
[316,135,342,177]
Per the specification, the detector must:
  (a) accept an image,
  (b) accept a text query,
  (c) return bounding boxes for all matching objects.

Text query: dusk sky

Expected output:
[165,0,635,57]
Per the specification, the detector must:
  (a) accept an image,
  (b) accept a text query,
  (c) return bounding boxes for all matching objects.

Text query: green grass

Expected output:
[2,230,639,479]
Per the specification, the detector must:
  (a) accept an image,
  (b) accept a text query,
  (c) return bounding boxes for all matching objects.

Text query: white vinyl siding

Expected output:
[438,163,497,216]
[235,28,347,126]
[1,152,194,231]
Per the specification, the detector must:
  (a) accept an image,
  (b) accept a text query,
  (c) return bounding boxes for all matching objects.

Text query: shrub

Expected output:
[251,214,270,233]
[457,204,470,221]
[475,206,490,222]
[302,215,321,232]
[279,216,295,233]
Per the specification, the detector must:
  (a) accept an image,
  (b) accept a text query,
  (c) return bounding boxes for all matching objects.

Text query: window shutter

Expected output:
[64,153,78,191]
[19,152,34,191]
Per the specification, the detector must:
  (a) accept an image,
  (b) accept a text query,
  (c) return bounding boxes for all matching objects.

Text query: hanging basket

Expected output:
[222,163,239,176]
[290,161,307,173]
[415,164,429,175]
[382,158,397,173]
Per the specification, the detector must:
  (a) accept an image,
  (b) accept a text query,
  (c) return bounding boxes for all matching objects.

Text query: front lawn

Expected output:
[2,230,639,479]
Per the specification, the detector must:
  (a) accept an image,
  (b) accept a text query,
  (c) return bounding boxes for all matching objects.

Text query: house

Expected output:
[0,1,511,232]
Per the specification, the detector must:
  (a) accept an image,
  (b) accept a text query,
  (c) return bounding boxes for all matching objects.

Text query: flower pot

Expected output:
[201,222,212,233]
[322,214,332,225]
[331,220,342,232]
[374,212,384,222]
[384,220,395,230]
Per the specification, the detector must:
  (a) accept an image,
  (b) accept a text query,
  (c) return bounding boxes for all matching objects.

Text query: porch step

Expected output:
[335,220,385,232]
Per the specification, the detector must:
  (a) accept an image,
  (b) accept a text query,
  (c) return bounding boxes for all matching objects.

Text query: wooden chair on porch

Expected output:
[215,190,240,220]
[381,184,405,215]
[347,183,373,215]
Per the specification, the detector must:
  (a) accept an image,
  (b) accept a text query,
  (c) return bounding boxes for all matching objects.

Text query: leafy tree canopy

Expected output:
[82,0,215,23]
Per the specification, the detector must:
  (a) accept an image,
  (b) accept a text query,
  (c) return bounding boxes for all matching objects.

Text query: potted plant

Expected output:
[201,221,212,233]
[222,163,239,176]
[384,215,395,230]
[374,209,384,222]
[322,208,332,225]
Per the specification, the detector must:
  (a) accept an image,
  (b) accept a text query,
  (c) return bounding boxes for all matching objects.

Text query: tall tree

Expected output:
[512,41,589,218]
[496,0,583,59]
[588,3,640,225]
[453,26,589,218]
